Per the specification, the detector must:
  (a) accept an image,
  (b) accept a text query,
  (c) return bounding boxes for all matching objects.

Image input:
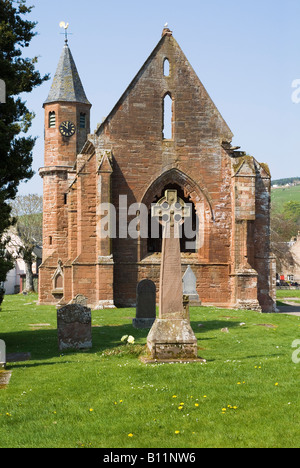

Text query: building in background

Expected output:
[2,231,42,294]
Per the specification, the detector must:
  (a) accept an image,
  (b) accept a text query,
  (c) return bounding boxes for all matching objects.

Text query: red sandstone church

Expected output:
[38,27,277,312]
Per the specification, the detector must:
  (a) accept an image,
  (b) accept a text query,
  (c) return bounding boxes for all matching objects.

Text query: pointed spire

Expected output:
[44,44,90,106]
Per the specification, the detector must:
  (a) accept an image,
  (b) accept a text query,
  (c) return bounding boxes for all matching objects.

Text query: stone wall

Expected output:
[39,30,276,312]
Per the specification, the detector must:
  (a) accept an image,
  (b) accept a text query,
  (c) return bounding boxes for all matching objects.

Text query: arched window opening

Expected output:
[147,184,198,254]
[55,274,63,289]
[163,93,173,140]
[163,58,170,77]
[49,111,56,128]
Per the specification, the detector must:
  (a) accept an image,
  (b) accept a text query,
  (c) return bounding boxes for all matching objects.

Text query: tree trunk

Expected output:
[24,259,34,292]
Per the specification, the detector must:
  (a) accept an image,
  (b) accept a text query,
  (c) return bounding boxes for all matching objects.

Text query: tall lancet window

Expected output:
[163,58,170,76]
[163,93,173,140]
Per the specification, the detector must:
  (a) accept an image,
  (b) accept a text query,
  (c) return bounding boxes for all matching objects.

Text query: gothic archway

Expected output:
[140,168,213,259]
[141,168,213,214]
[147,183,198,253]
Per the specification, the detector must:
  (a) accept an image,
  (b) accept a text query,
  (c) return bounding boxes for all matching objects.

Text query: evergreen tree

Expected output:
[0,0,49,303]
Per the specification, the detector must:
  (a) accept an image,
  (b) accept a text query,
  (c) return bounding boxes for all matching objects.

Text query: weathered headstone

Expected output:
[57,304,92,350]
[182,265,201,306]
[0,340,6,369]
[133,279,156,328]
[146,189,198,361]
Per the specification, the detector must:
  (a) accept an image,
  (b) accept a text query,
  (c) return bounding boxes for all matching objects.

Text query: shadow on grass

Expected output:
[1,318,242,365]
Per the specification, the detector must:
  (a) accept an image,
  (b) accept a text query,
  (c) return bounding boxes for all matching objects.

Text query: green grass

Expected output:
[0,293,300,448]
[271,185,300,212]
[276,289,300,299]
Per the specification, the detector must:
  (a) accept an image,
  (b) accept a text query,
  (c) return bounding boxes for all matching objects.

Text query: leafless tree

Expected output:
[9,194,43,292]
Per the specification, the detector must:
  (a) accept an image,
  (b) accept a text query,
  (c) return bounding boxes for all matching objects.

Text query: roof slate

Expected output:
[44,44,90,105]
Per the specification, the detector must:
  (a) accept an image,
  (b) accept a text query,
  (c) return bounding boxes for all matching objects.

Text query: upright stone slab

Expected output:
[0,340,6,369]
[182,265,201,306]
[147,190,198,361]
[133,279,156,329]
[57,304,92,350]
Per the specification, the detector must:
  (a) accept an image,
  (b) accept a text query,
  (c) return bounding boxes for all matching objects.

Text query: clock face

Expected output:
[59,121,76,137]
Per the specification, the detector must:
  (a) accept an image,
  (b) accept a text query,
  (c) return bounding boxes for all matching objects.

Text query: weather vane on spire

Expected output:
[59,21,71,44]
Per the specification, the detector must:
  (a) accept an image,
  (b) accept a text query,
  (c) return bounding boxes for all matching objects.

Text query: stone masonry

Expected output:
[39,27,276,312]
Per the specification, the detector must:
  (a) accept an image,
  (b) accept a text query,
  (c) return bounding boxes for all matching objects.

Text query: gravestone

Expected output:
[57,304,92,350]
[182,265,201,306]
[0,340,6,369]
[146,189,198,361]
[133,279,156,329]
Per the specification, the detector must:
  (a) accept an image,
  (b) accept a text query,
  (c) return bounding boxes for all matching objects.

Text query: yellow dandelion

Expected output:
[195,403,199,407]
[275,382,279,386]
[180,402,184,406]
[175,430,180,434]
[119,400,123,403]
[178,406,183,410]
[172,395,177,398]
[128,433,133,437]
[89,408,93,412]
[203,395,207,398]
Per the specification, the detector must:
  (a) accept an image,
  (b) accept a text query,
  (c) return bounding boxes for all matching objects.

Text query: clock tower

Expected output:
[39,40,91,304]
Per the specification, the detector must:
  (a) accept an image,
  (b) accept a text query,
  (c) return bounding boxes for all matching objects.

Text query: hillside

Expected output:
[271,177,300,186]
[271,184,300,212]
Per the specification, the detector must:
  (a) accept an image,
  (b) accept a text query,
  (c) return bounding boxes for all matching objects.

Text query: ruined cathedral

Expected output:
[39,27,276,312]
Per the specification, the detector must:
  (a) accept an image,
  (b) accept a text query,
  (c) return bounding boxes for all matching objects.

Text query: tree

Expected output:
[283,201,300,226]
[271,201,300,273]
[9,194,42,292]
[0,191,14,305]
[0,0,49,302]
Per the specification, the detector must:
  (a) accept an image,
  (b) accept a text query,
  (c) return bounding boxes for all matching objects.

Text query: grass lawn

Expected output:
[271,185,300,212]
[0,293,300,448]
[276,289,300,299]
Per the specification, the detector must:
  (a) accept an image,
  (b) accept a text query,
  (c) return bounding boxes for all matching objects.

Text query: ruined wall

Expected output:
[39,30,275,312]
[92,32,235,307]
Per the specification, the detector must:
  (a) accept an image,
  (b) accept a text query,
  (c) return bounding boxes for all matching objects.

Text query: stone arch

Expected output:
[140,168,214,259]
[141,168,214,218]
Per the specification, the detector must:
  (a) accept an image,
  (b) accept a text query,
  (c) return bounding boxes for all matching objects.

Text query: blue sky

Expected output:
[17,0,300,195]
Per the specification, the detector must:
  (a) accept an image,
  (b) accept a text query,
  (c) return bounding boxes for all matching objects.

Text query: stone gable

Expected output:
[39,29,276,312]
